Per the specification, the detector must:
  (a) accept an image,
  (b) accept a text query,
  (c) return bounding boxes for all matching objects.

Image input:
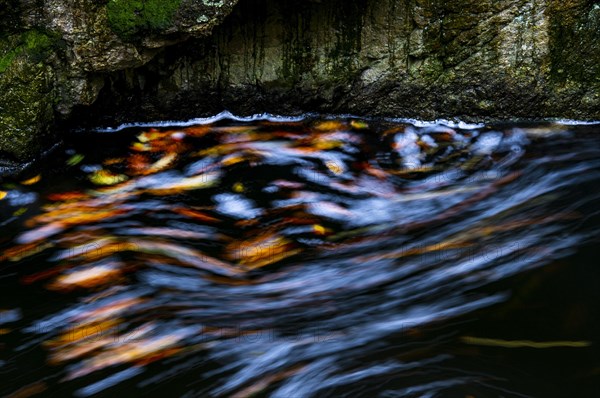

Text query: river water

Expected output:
[0,114,599,397]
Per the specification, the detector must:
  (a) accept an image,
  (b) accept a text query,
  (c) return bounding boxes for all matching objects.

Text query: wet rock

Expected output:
[0,0,239,161]
[0,30,56,160]
[87,0,600,126]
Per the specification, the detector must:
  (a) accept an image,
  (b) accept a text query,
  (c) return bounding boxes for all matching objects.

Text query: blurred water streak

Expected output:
[1,116,599,397]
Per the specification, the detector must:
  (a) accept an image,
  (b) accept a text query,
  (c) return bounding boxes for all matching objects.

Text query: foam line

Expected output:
[94,111,307,132]
[93,111,600,133]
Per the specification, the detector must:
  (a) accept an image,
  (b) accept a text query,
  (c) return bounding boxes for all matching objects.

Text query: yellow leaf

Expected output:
[131,142,151,152]
[0,191,6,200]
[103,157,124,165]
[313,224,327,235]
[13,207,27,216]
[146,172,220,195]
[233,182,244,193]
[228,234,300,269]
[222,155,246,166]
[314,121,346,131]
[350,120,369,129]
[21,174,41,185]
[137,131,163,143]
[47,319,120,347]
[143,152,178,175]
[313,140,343,150]
[50,265,122,290]
[325,160,343,175]
[89,170,128,186]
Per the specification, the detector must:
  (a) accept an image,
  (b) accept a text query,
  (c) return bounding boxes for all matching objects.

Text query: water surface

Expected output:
[1,115,599,397]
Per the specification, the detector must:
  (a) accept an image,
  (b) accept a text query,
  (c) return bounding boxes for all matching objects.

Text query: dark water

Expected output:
[1,114,599,397]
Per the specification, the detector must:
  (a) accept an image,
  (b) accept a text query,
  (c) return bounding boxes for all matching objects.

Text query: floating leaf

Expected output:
[73,297,144,323]
[183,125,210,136]
[172,207,219,223]
[325,160,344,175]
[227,233,301,269]
[127,153,151,175]
[137,130,163,143]
[233,182,245,193]
[1,241,54,262]
[89,170,128,186]
[146,172,220,195]
[132,240,240,276]
[46,319,120,347]
[21,174,41,185]
[66,154,85,166]
[142,153,178,175]
[103,157,124,166]
[2,381,47,398]
[211,125,258,133]
[119,226,213,240]
[314,120,346,131]
[313,224,329,235]
[222,154,247,166]
[46,191,89,201]
[131,142,151,152]
[49,264,123,290]
[13,207,27,216]
[350,120,369,129]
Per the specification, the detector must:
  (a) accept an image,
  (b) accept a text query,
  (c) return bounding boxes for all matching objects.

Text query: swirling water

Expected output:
[0,116,599,397]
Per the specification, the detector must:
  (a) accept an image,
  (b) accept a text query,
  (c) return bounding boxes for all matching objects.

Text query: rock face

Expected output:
[1,0,599,162]
[0,0,239,162]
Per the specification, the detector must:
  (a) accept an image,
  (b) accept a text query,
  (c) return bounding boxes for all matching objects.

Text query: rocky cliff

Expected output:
[1,0,599,162]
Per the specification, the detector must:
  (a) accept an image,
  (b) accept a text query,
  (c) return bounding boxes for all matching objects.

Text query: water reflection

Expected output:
[1,116,599,397]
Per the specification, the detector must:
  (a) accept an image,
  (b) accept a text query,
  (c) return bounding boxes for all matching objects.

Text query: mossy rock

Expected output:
[0,31,55,73]
[548,0,600,84]
[0,31,57,161]
[106,0,183,40]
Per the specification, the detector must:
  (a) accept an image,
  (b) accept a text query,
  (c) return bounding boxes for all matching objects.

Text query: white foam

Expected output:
[93,111,599,133]
[387,118,486,129]
[94,111,307,132]
[553,119,600,126]
[214,193,262,219]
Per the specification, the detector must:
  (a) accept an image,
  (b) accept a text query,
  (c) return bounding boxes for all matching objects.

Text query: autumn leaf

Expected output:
[21,174,41,185]
[89,170,128,186]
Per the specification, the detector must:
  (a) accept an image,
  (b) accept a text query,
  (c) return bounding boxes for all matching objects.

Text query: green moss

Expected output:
[0,30,55,73]
[107,0,183,40]
[0,47,19,73]
[23,30,56,62]
[0,30,57,160]
[0,59,54,160]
